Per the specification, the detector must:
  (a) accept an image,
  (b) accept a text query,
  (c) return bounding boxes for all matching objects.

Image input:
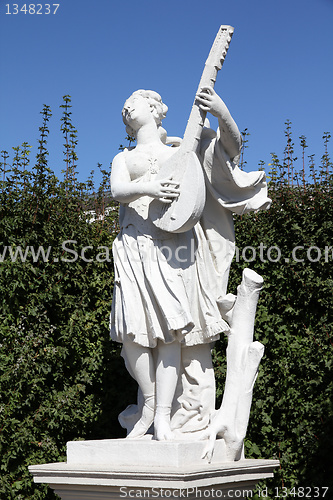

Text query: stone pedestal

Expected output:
[29,438,279,500]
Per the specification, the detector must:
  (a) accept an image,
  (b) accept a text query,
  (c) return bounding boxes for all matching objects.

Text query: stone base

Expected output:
[67,436,230,467]
[29,439,279,500]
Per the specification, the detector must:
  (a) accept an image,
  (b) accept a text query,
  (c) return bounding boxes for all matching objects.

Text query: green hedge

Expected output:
[0,99,136,499]
[214,128,333,496]
[1,103,332,498]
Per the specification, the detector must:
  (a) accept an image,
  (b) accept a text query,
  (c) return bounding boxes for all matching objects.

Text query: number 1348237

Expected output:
[5,4,60,14]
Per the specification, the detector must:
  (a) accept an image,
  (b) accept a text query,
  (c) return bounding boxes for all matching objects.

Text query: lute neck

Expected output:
[180,25,234,154]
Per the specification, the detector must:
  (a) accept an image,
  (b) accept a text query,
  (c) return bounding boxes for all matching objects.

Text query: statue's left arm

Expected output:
[196,86,241,161]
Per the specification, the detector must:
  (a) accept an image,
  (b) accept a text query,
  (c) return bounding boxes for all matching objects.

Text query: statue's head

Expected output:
[122,90,168,139]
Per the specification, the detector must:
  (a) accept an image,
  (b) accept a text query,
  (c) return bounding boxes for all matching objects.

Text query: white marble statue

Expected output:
[27,30,279,499]
[110,83,270,454]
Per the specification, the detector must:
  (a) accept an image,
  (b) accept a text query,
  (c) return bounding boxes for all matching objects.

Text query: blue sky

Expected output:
[1,0,332,187]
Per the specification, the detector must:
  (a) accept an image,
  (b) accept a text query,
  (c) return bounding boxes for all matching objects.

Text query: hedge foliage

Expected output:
[214,125,333,497]
[0,98,136,499]
[0,101,332,499]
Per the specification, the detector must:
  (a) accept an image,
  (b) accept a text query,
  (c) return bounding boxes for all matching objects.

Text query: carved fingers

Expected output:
[147,177,180,203]
[159,178,180,203]
[196,86,224,117]
[201,429,217,463]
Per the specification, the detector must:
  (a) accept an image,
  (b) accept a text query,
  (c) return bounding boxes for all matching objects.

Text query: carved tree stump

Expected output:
[203,268,265,461]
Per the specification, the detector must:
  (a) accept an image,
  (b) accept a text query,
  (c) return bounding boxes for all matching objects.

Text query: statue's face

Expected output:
[123,94,153,132]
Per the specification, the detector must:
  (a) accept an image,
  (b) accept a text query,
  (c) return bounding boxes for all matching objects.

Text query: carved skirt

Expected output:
[110,223,228,348]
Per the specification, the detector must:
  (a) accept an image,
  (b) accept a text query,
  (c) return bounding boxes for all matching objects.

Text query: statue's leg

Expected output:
[154,339,181,440]
[122,337,156,438]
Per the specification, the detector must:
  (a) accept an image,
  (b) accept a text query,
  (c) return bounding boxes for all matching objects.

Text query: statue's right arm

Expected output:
[110,152,180,204]
[110,152,146,203]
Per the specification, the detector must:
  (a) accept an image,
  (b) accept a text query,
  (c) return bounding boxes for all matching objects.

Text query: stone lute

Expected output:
[149,25,234,233]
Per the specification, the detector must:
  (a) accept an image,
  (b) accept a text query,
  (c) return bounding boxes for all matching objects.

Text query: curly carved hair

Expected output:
[122,89,168,139]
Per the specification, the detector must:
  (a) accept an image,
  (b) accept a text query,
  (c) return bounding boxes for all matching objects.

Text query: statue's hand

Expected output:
[201,428,217,463]
[145,177,180,203]
[200,417,226,463]
[196,86,226,118]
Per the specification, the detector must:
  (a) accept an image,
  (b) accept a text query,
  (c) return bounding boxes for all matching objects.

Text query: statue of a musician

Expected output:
[109,86,270,443]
